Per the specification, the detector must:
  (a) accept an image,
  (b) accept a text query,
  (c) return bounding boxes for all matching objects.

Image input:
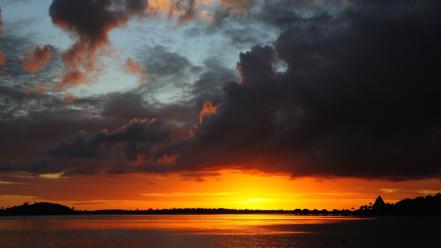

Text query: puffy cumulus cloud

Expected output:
[22,45,55,73]
[49,0,148,90]
[176,0,441,180]
[125,58,148,85]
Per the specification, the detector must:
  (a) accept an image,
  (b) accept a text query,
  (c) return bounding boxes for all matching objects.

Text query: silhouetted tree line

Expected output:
[353,193,441,216]
[1,193,440,216]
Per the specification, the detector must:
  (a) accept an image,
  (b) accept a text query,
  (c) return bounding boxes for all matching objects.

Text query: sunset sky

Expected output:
[1,0,440,210]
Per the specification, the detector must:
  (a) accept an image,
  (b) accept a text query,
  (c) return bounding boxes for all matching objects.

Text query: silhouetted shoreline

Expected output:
[1,193,440,216]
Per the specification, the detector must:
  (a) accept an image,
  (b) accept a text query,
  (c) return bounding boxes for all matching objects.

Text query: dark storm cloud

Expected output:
[51,118,170,161]
[2,0,441,180]
[0,108,101,173]
[49,0,147,45]
[101,92,150,121]
[0,107,172,175]
[175,0,441,180]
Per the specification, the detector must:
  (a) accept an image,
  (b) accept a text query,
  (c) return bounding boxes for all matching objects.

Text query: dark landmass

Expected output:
[0,202,74,215]
[1,193,440,216]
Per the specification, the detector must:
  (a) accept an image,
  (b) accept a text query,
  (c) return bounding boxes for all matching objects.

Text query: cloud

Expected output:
[220,0,249,13]
[51,118,170,161]
[22,45,54,73]
[53,71,86,90]
[175,0,441,180]
[125,58,147,85]
[0,51,5,66]
[101,92,150,120]
[147,0,213,23]
[191,58,236,104]
[2,0,441,181]
[173,0,196,24]
[39,171,66,180]
[135,45,201,104]
[199,100,217,124]
[49,0,148,90]
[0,31,60,90]
[0,116,173,175]
[141,45,195,84]
[0,9,6,66]
[380,188,400,194]
[0,8,3,36]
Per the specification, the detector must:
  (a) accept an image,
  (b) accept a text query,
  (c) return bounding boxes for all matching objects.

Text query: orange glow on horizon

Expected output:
[1,170,440,211]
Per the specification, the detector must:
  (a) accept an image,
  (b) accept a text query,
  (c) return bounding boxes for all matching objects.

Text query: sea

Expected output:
[0,214,439,248]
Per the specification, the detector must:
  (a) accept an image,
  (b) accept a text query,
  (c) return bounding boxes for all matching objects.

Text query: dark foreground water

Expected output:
[0,215,439,248]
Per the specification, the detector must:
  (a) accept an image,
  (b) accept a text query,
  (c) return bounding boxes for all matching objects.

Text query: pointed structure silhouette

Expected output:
[373,195,386,210]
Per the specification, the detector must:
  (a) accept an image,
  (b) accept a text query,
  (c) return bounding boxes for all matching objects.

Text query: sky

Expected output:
[1,0,441,210]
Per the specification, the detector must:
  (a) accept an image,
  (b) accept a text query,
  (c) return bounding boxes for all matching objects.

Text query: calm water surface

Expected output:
[0,215,439,248]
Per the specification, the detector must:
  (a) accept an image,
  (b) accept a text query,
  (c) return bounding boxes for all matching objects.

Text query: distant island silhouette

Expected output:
[1,193,440,216]
[1,202,74,215]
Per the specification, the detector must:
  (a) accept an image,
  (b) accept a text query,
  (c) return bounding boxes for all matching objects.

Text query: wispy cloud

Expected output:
[39,172,67,180]
[380,188,441,195]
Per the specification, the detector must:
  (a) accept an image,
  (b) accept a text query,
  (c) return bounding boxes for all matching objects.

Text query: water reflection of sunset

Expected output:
[0,214,367,236]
